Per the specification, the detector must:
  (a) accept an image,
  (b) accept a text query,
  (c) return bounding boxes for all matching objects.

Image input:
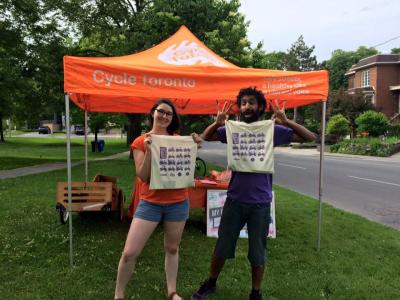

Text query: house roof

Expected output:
[346,54,400,74]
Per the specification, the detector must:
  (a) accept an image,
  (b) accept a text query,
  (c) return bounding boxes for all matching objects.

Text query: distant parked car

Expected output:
[38,126,51,134]
[74,125,85,135]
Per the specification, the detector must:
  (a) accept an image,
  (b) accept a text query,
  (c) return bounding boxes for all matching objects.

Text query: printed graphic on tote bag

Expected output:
[226,120,274,174]
[160,147,167,159]
[150,135,197,189]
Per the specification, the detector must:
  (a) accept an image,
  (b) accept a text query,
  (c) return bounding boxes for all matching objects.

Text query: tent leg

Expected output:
[85,110,88,183]
[65,93,73,266]
[317,101,326,252]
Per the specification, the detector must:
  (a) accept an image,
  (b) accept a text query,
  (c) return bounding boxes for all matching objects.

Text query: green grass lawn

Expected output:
[0,158,399,299]
[0,137,129,170]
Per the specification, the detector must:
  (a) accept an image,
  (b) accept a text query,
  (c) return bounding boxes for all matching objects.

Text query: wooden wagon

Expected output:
[56,174,125,224]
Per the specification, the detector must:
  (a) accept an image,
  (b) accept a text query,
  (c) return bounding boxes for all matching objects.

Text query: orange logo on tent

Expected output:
[158,41,228,67]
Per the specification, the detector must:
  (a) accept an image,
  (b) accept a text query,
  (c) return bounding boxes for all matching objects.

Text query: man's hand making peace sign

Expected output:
[215,101,233,126]
[270,99,288,125]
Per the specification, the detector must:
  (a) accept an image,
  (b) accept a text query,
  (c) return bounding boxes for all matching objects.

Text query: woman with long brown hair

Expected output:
[115,98,201,300]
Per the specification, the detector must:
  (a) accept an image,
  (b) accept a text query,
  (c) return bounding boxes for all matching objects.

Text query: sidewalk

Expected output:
[274,146,400,162]
[0,151,130,180]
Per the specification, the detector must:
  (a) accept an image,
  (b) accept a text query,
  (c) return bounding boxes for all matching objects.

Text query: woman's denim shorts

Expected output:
[134,199,189,222]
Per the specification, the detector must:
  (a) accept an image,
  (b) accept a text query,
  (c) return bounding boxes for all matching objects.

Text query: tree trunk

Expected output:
[94,129,99,152]
[0,112,4,142]
[126,114,142,159]
[351,125,357,138]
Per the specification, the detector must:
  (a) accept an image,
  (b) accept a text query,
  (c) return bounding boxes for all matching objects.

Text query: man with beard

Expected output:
[192,87,316,300]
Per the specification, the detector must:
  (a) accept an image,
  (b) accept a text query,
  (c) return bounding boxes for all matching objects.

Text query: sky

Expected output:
[239,0,400,62]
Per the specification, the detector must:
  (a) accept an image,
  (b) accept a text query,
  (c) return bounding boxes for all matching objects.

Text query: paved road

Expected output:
[198,142,400,230]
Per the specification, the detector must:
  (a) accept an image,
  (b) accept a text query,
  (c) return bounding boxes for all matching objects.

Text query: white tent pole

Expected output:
[65,93,74,266]
[317,101,326,252]
[85,110,88,183]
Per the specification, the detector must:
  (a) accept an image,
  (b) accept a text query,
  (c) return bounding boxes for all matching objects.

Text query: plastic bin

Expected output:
[91,140,105,152]
[98,140,105,152]
[91,141,96,152]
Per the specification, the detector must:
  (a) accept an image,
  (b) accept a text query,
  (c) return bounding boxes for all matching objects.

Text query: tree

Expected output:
[285,35,318,71]
[180,115,212,135]
[391,48,400,54]
[251,47,287,70]
[1,0,69,140]
[0,2,30,141]
[283,35,319,123]
[53,0,254,150]
[355,110,389,137]
[324,49,355,91]
[326,114,350,139]
[88,113,109,152]
[328,88,374,137]
[147,0,254,67]
[1,0,262,144]
[302,103,322,133]
[324,47,378,90]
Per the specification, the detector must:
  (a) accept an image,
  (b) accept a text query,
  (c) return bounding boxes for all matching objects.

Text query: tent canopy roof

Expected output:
[64,25,328,114]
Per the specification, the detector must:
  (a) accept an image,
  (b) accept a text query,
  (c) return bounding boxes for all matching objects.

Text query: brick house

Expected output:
[345,54,400,124]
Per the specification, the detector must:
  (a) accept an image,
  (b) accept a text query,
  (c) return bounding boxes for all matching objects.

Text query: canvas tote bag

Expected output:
[149,135,197,190]
[225,120,274,174]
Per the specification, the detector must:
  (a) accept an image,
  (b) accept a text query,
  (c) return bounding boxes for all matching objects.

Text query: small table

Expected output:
[128,178,229,217]
[188,180,229,208]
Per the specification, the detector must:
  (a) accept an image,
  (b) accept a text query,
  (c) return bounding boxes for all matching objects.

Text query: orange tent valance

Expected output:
[64,26,328,114]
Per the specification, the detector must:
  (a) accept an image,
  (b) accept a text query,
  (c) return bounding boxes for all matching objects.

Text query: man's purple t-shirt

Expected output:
[217,124,293,204]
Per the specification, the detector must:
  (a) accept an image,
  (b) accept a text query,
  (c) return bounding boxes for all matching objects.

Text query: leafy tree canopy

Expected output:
[285,35,318,71]
[391,48,400,54]
[324,47,378,91]
[328,88,374,136]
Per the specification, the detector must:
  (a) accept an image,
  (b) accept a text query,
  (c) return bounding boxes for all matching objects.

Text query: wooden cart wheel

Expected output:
[59,206,69,224]
[118,190,125,222]
[102,204,112,211]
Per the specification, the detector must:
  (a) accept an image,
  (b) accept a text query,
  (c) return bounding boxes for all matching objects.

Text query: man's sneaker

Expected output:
[191,279,217,299]
[249,290,262,300]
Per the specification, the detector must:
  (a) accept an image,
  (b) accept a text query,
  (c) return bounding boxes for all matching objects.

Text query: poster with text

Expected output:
[206,190,276,239]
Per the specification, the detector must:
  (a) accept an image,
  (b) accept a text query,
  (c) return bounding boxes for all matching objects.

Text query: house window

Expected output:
[361,70,370,87]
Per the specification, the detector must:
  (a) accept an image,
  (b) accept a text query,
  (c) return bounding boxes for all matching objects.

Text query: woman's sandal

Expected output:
[167,291,182,300]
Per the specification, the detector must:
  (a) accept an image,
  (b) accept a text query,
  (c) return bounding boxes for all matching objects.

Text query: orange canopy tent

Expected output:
[62,26,328,266]
[64,25,328,113]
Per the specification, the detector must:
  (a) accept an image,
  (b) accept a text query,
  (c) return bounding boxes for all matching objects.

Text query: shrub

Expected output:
[327,114,350,138]
[355,110,389,137]
[330,137,397,157]
[304,119,320,134]
[387,124,400,137]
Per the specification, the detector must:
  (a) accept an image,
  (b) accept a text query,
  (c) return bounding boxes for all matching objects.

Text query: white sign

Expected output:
[206,190,276,239]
